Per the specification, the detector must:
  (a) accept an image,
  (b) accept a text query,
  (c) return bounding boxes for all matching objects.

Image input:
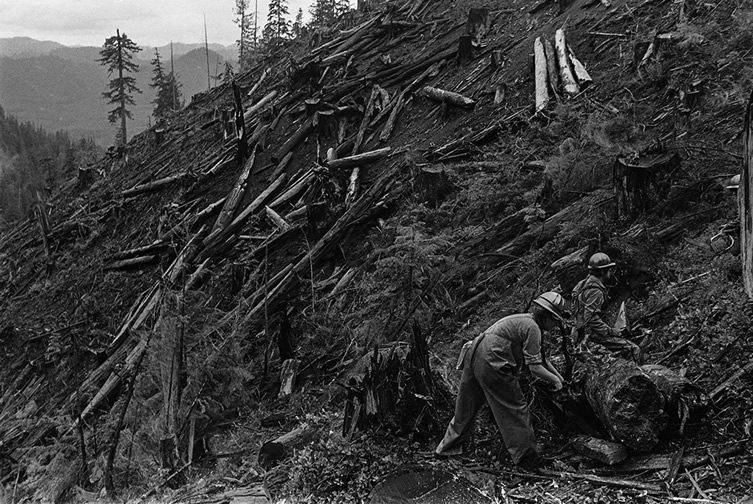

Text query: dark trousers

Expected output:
[435,336,537,464]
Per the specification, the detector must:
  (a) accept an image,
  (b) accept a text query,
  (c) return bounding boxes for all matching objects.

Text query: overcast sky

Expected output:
[0,0,333,48]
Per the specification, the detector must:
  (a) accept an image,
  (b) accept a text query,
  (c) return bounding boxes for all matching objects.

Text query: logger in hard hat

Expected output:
[435,292,566,468]
[572,252,642,361]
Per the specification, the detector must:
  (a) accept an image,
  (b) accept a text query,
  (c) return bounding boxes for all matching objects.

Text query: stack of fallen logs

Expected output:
[533,26,593,113]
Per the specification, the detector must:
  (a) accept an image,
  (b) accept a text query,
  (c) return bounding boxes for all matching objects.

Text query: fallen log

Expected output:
[419,86,476,109]
[272,117,315,162]
[599,440,747,474]
[550,246,589,295]
[708,361,753,401]
[585,357,667,452]
[103,255,159,272]
[571,435,629,465]
[121,173,187,198]
[212,147,257,233]
[741,89,753,299]
[265,206,292,232]
[108,242,169,262]
[641,364,705,434]
[257,423,317,470]
[328,147,391,171]
[554,28,579,96]
[427,123,499,161]
[352,85,383,155]
[534,37,550,113]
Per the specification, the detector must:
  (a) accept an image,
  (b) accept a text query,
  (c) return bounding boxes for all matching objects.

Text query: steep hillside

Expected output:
[0,0,752,502]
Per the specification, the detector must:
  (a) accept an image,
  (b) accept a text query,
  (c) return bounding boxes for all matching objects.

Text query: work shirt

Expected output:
[572,274,615,337]
[477,313,543,372]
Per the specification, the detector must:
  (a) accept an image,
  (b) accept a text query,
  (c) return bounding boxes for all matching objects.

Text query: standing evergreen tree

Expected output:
[309,0,335,29]
[234,0,257,70]
[98,29,142,147]
[150,49,184,121]
[292,8,304,38]
[264,0,291,52]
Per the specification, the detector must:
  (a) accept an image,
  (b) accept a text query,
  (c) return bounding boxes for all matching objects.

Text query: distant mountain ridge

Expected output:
[0,37,236,63]
[0,37,234,146]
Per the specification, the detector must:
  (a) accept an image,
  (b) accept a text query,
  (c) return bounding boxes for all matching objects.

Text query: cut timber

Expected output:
[534,37,550,113]
[278,358,300,398]
[420,86,476,109]
[571,435,629,465]
[247,68,270,98]
[328,147,391,171]
[543,38,560,95]
[257,423,316,470]
[554,28,579,96]
[568,46,593,87]
[212,147,257,233]
[352,85,382,155]
[585,357,667,452]
[740,89,753,299]
[551,246,589,295]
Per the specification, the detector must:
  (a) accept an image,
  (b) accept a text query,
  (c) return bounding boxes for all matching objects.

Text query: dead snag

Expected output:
[568,45,593,88]
[342,323,436,437]
[278,359,300,398]
[543,38,560,95]
[585,357,667,452]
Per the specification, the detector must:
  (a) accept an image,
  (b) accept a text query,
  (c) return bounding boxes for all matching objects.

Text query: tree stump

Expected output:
[414,166,455,208]
[613,152,680,219]
[369,465,489,504]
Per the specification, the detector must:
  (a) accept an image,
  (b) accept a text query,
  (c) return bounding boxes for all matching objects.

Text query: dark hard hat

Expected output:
[588,252,616,271]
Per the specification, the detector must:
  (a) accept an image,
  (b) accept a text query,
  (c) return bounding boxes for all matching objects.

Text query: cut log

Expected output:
[328,147,391,171]
[543,38,560,95]
[247,67,270,98]
[257,423,316,470]
[554,28,579,96]
[641,364,706,435]
[740,89,753,299]
[585,357,667,452]
[278,358,300,398]
[420,86,476,109]
[550,246,589,294]
[352,86,382,155]
[267,170,314,209]
[571,435,629,465]
[427,123,499,161]
[108,242,169,262]
[534,37,550,113]
[568,46,593,87]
